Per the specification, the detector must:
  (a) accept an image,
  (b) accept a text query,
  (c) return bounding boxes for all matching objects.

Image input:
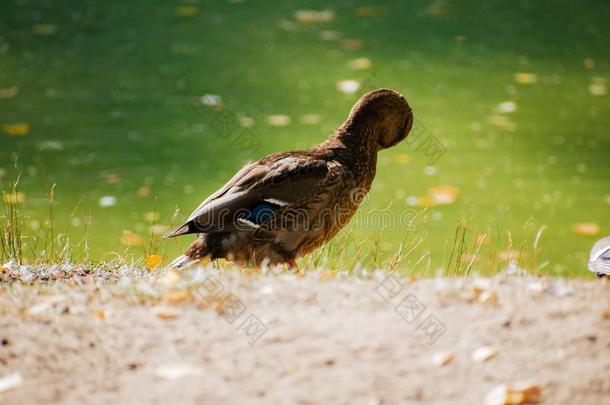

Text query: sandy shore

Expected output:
[1,266,609,404]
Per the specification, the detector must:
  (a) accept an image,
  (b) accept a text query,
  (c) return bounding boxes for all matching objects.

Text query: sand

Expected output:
[0,266,609,404]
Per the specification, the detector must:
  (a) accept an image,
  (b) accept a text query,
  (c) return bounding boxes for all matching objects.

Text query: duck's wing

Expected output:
[165,153,335,237]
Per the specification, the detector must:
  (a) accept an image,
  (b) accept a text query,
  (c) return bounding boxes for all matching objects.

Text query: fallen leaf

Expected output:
[294,10,334,24]
[32,24,57,35]
[145,255,164,270]
[431,351,454,367]
[238,115,255,127]
[337,80,361,94]
[155,365,203,380]
[152,305,178,320]
[120,230,144,246]
[392,153,411,164]
[158,269,181,288]
[150,224,168,235]
[2,191,25,205]
[300,114,321,125]
[478,290,498,305]
[571,223,600,237]
[143,212,160,222]
[426,2,446,16]
[428,185,460,206]
[27,295,66,315]
[589,77,607,96]
[0,87,18,99]
[93,310,105,320]
[496,101,517,113]
[3,123,30,136]
[98,195,117,207]
[583,58,595,69]
[355,6,389,17]
[340,38,364,50]
[319,30,340,41]
[602,308,610,319]
[319,270,334,281]
[162,290,190,304]
[348,57,372,70]
[485,382,542,405]
[104,172,121,184]
[266,114,291,126]
[175,5,199,17]
[0,372,23,393]
[138,186,151,198]
[472,346,499,362]
[488,115,516,132]
[514,73,538,84]
[200,94,221,106]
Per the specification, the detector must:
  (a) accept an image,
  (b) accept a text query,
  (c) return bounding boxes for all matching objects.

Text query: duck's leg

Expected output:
[287,259,299,272]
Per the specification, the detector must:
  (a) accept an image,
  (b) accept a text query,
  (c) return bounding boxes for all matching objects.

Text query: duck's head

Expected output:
[341,88,413,150]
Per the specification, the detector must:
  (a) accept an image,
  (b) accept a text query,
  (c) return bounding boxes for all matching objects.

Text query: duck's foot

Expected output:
[287,259,299,272]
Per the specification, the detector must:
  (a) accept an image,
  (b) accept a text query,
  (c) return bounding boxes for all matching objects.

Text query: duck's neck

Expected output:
[316,126,379,181]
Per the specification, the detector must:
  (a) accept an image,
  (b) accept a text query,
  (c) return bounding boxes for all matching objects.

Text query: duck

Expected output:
[588,235,610,278]
[165,88,413,268]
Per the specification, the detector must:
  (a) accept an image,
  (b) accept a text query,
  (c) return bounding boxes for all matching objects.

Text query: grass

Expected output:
[1,0,609,276]
[1,173,552,277]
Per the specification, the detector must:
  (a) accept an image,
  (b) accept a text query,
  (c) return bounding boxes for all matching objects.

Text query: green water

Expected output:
[1,0,608,276]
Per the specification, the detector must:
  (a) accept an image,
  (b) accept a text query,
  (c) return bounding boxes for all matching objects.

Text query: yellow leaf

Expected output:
[120,230,144,246]
[428,185,460,206]
[162,290,190,304]
[3,123,30,136]
[145,254,164,270]
[488,115,516,132]
[340,38,364,50]
[348,57,372,70]
[266,115,291,126]
[0,87,18,99]
[514,72,538,84]
[319,270,334,281]
[583,58,595,70]
[104,172,121,184]
[143,212,160,222]
[294,10,334,24]
[2,191,26,205]
[152,306,178,320]
[485,382,542,405]
[33,24,57,35]
[158,269,181,288]
[355,6,389,17]
[175,5,199,17]
[589,77,607,96]
[572,222,600,236]
[138,185,151,198]
[93,310,106,320]
[392,153,411,164]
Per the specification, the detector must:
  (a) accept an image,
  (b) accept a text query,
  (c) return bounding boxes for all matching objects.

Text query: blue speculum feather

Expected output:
[244,202,279,224]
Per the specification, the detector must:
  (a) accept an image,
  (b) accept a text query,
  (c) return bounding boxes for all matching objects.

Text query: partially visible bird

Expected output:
[165,88,413,268]
[588,236,610,278]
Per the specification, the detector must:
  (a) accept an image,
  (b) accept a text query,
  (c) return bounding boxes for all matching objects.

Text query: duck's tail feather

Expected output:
[168,254,197,269]
[164,221,197,238]
[168,237,212,270]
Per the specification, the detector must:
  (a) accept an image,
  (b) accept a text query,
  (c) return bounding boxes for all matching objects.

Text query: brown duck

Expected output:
[166,88,413,268]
